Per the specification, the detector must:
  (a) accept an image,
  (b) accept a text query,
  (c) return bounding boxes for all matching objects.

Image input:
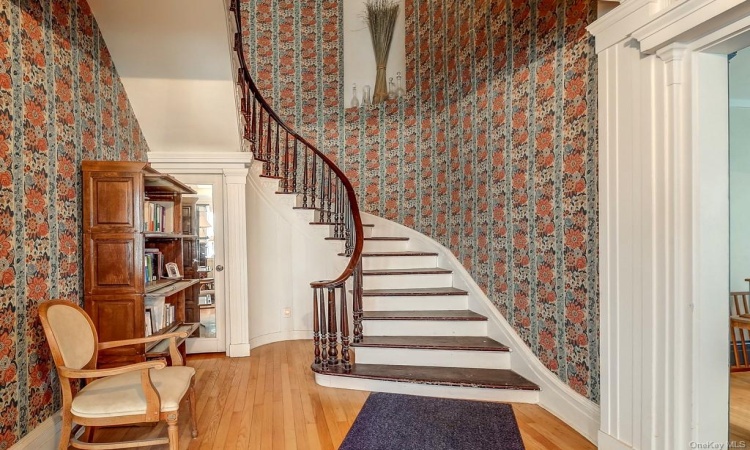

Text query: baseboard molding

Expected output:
[249,330,312,350]
[228,343,251,357]
[598,431,634,450]
[10,412,62,450]
[361,212,601,444]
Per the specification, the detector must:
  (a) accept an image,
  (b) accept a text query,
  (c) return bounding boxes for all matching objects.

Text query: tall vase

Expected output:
[373,66,388,104]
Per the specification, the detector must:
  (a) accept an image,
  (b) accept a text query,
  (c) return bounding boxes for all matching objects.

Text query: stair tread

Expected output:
[314,364,538,391]
[362,310,486,321]
[361,251,438,257]
[362,268,452,276]
[362,287,467,296]
[259,174,284,180]
[325,236,409,241]
[352,336,509,352]
[311,222,374,227]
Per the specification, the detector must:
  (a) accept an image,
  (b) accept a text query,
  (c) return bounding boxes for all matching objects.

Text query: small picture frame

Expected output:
[165,262,181,279]
[144,308,153,336]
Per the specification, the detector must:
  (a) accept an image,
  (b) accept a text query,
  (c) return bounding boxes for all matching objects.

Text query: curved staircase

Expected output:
[230,0,538,404]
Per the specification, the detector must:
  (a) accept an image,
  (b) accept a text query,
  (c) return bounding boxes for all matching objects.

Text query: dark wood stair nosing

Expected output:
[311,363,539,391]
[351,336,510,352]
[259,174,284,180]
[361,310,487,321]
[325,236,409,241]
[360,287,467,296]
[356,251,439,257]
[362,268,453,276]
[312,222,374,227]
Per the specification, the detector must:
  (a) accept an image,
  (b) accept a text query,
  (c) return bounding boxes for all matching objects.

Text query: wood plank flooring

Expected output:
[731,371,750,443]
[88,340,595,450]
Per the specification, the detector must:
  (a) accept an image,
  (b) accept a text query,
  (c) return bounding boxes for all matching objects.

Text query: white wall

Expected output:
[343,0,406,106]
[246,162,348,348]
[88,0,241,154]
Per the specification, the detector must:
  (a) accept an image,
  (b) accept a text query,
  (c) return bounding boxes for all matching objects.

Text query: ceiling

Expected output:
[88,0,241,153]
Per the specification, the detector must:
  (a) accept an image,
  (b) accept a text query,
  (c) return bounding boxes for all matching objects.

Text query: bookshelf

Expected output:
[82,161,199,367]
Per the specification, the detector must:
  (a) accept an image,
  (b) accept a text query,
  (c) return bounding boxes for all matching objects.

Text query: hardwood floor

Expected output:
[732,371,750,443]
[89,340,595,450]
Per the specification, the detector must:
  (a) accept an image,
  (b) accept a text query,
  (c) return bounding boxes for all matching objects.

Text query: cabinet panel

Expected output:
[87,294,145,367]
[83,171,143,233]
[84,233,144,294]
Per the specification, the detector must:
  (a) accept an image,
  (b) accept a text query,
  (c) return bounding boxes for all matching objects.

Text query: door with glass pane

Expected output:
[173,175,226,354]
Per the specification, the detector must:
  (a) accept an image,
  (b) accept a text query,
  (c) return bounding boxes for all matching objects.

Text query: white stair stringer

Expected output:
[351,212,601,444]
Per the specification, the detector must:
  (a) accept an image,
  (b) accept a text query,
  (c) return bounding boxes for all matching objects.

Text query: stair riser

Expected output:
[353,347,511,369]
[362,320,487,336]
[362,273,453,290]
[363,255,438,270]
[314,373,539,404]
[328,225,374,239]
[363,240,410,253]
[363,295,468,311]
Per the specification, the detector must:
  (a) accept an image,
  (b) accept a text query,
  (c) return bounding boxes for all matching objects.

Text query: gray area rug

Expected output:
[339,392,525,450]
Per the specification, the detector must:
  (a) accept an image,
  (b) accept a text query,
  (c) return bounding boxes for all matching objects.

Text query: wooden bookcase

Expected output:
[82,161,199,367]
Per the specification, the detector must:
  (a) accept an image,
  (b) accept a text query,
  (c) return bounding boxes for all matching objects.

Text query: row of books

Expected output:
[144,297,177,336]
[144,202,170,232]
[144,248,164,283]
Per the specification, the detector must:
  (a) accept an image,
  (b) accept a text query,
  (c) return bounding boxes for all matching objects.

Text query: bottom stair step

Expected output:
[313,364,539,403]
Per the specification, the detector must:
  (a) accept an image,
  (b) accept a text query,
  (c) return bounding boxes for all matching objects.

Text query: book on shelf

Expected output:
[143,249,165,283]
[143,201,174,233]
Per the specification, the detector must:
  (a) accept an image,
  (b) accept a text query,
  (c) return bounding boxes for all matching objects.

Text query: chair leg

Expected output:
[58,413,72,450]
[188,377,198,438]
[167,412,180,450]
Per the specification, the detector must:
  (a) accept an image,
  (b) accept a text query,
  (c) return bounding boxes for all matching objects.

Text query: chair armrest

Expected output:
[98,331,189,350]
[57,360,167,379]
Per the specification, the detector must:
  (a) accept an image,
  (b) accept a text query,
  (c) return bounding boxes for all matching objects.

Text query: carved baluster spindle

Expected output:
[274,122,280,177]
[327,287,338,366]
[302,148,309,208]
[313,287,321,365]
[283,132,290,192]
[310,155,318,210]
[344,207,354,256]
[292,140,298,193]
[265,112,272,172]
[325,166,333,222]
[334,180,343,238]
[340,284,351,371]
[251,98,257,147]
[257,107,264,159]
[320,163,328,222]
[353,261,364,343]
[319,287,328,371]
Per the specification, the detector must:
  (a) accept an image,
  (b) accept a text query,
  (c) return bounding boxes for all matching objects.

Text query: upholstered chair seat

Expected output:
[72,366,196,418]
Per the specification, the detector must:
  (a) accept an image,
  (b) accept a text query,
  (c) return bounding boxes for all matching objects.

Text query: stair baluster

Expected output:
[327,287,338,366]
[353,261,363,343]
[231,0,362,375]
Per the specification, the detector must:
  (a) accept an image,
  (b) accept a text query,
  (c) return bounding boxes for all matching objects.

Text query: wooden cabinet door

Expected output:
[83,170,143,233]
[84,233,144,294]
[86,294,145,367]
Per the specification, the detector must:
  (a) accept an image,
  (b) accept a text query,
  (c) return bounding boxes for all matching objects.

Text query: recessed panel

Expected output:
[95,179,134,227]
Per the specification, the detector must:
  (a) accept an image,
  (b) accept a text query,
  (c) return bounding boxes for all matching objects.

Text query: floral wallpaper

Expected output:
[242,0,599,401]
[0,0,148,446]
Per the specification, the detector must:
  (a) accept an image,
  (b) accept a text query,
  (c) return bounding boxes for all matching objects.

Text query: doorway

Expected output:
[175,174,227,354]
[729,46,750,443]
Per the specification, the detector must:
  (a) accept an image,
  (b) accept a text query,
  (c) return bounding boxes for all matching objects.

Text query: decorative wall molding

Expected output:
[589,1,744,448]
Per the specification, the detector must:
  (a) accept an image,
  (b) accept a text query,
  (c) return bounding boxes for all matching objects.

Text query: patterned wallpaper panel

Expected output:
[242,0,599,401]
[0,0,148,446]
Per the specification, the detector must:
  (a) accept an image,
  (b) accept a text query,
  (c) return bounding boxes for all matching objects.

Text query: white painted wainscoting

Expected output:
[588,0,750,448]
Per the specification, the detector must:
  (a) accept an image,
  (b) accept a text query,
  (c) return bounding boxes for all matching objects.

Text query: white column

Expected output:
[223,167,251,357]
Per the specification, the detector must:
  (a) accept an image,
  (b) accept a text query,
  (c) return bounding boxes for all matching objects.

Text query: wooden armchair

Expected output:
[39,300,198,450]
[730,292,750,371]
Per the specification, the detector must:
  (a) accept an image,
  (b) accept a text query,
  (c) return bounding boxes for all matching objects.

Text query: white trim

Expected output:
[360,213,600,444]
[147,152,252,172]
[249,330,313,349]
[597,431,634,450]
[228,343,251,357]
[10,412,62,450]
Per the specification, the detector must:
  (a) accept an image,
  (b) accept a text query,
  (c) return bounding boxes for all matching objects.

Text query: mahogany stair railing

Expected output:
[230,0,364,373]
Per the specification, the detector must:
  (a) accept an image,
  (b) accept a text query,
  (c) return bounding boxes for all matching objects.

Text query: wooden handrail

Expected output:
[230,0,363,290]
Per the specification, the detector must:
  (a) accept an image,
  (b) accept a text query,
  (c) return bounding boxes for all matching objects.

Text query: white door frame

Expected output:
[148,152,252,357]
[589,1,750,448]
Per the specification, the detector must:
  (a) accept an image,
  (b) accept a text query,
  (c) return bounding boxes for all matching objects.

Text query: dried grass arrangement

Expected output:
[365,0,399,104]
